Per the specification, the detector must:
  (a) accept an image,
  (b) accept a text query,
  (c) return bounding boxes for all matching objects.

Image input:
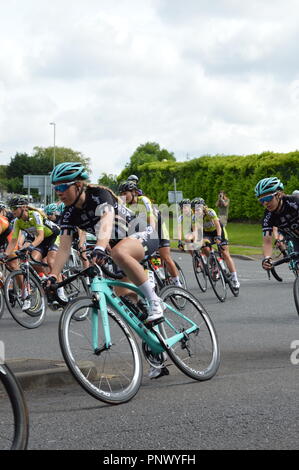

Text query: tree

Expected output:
[97,173,119,193]
[5,146,92,193]
[119,142,176,180]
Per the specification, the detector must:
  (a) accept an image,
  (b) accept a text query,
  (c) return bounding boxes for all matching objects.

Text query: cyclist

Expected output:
[47,162,164,325]
[127,175,143,195]
[192,198,240,290]
[44,203,60,223]
[177,199,195,253]
[119,180,182,287]
[255,177,299,270]
[4,196,62,309]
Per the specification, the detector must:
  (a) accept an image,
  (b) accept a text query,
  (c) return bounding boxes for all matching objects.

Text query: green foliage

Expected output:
[119,142,176,182]
[123,150,299,220]
[3,146,91,193]
[97,173,119,193]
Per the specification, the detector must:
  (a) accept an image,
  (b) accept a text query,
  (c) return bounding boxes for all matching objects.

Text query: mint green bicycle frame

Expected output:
[90,276,199,355]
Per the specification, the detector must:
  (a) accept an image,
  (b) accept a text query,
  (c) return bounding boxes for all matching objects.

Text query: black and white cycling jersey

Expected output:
[59,186,136,247]
[262,195,299,239]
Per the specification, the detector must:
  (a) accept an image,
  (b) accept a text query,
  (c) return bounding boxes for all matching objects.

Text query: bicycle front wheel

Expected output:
[3,271,46,329]
[59,297,143,404]
[0,364,29,450]
[206,255,227,302]
[192,252,207,292]
[158,286,220,381]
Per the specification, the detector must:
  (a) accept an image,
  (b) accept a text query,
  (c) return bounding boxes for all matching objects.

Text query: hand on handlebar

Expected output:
[262,256,273,270]
[178,240,184,251]
[92,247,109,265]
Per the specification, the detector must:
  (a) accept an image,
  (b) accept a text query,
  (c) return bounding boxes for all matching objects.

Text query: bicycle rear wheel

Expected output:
[59,297,143,404]
[192,252,207,292]
[158,286,220,380]
[0,364,29,450]
[3,270,46,329]
[206,254,227,302]
[0,289,4,320]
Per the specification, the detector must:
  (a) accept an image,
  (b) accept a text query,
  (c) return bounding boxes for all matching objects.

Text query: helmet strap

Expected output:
[73,183,85,207]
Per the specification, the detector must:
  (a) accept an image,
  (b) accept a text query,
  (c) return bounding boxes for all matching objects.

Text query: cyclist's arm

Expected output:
[262,234,273,258]
[213,218,222,238]
[94,206,114,250]
[31,228,44,248]
[5,237,18,256]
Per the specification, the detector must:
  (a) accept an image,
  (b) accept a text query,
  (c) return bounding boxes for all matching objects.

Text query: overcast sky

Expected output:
[1,0,299,182]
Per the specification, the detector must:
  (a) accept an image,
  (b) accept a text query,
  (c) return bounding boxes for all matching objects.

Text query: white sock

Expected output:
[171,276,182,287]
[57,287,66,297]
[231,272,238,281]
[138,280,159,302]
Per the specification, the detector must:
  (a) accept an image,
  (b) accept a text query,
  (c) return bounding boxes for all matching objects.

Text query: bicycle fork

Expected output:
[90,277,112,354]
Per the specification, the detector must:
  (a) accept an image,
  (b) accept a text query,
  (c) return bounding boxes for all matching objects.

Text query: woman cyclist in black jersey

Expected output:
[47,162,164,325]
[255,177,299,270]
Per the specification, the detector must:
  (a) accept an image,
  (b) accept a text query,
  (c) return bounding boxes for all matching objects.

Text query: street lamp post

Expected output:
[49,122,56,202]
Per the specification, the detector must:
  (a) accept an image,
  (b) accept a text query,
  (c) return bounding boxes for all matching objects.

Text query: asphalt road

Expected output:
[1,253,299,451]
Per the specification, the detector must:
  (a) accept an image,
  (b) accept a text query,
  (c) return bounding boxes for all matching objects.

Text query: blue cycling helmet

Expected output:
[51,162,89,183]
[44,203,58,215]
[254,177,284,197]
[56,202,65,214]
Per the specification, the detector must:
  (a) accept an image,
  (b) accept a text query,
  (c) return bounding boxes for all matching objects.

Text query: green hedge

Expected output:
[136,151,299,220]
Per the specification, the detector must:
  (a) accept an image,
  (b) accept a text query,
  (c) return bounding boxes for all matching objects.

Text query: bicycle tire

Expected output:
[0,289,4,319]
[158,286,220,380]
[206,254,227,302]
[0,364,29,450]
[3,270,46,329]
[293,276,299,316]
[59,296,143,404]
[192,252,208,292]
[218,259,239,297]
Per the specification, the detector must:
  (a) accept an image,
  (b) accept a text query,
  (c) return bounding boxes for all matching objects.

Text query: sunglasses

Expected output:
[258,192,277,204]
[53,181,76,193]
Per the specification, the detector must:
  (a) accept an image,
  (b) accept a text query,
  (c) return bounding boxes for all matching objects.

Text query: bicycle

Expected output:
[270,238,298,282]
[271,251,299,315]
[2,249,48,329]
[0,362,29,449]
[146,251,187,290]
[56,258,220,405]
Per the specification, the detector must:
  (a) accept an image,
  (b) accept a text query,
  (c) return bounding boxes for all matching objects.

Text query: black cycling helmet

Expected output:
[127,174,139,183]
[0,201,6,211]
[179,198,191,207]
[191,197,205,208]
[118,181,138,193]
[7,196,29,208]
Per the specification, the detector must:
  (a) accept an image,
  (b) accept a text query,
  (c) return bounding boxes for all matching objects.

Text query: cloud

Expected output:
[0,0,299,182]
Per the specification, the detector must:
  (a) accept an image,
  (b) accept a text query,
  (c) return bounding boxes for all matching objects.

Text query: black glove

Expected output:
[92,247,109,263]
[262,256,273,270]
[178,240,184,250]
